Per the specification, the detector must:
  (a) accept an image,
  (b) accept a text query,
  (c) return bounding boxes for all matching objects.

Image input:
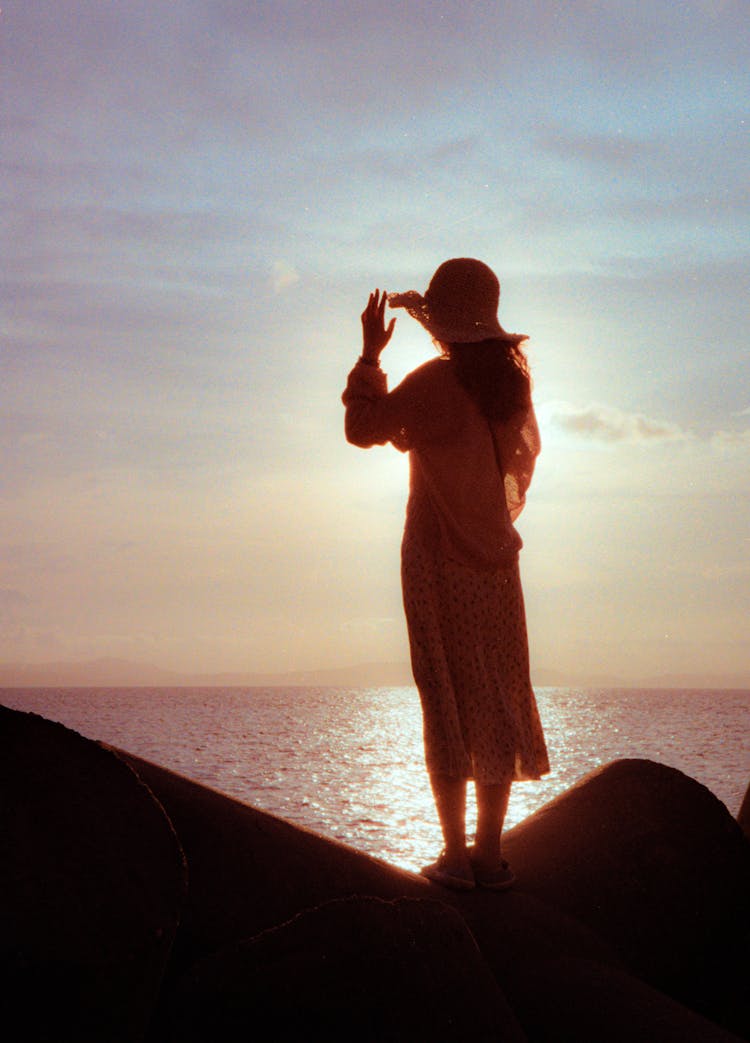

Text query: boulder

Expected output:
[4,710,747,1042]
[123,750,747,1042]
[738,778,750,840]
[117,749,431,976]
[0,706,187,1043]
[164,895,526,1042]
[501,758,750,1033]
[500,954,746,1043]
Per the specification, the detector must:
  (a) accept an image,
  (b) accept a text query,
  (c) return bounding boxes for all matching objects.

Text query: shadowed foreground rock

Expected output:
[739,780,750,840]
[2,704,748,1042]
[0,706,186,1043]
[501,758,750,1029]
[166,895,526,1042]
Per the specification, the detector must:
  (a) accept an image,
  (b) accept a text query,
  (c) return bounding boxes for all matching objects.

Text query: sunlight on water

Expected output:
[2,685,748,873]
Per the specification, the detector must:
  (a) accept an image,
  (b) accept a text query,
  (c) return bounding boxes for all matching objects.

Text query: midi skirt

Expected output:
[401,533,550,785]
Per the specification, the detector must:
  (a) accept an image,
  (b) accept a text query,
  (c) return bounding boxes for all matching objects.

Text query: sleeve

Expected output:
[341,361,414,452]
[498,405,541,521]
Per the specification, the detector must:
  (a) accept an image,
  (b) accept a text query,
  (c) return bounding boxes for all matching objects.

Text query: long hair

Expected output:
[442,337,532,422]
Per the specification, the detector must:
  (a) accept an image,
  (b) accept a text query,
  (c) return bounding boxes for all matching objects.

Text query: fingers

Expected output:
[361,289,395,344]
[362,289,387,318]
[379,292,388,324]
[362,290,378,324]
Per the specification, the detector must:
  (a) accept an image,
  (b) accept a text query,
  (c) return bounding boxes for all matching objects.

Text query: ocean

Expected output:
[3,686,748,872]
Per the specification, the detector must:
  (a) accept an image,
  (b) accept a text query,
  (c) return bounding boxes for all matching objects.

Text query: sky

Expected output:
[2,0,748,685]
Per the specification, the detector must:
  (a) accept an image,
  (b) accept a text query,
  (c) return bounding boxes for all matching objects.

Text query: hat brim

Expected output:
[388,291,526,345]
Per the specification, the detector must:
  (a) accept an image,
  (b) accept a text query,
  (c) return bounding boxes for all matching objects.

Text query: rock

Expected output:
[0,706,187,1043]
[445,890,747,1042]
[121,752,632,1042]
[6,715,746,1042]
[501,758,750,1035]
[123,750,748,1042]
[503,955,746,1043]
[117,750,432,974]
[738,779,750,840]
[165,895,526,1042]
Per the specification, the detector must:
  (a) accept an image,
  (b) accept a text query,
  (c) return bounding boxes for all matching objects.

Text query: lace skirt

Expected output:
[401,531,550,785]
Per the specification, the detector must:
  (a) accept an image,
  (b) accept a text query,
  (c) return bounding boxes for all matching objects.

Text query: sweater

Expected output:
[343,356,540,569]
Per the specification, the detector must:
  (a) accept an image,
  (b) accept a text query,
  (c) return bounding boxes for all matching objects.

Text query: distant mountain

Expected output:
[530,667,632,689]
[635,672,750,691]
[0,657,414,688]
[0,658,185,688]
[236,662,416,687]
[0,657,746,690]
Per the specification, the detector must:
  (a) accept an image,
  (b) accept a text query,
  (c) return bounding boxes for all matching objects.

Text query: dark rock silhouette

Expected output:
[500,759,750,1025]
[739,780,750,840]
[2,704,748,1042]
[166,895,526,1042]
[0,705,186,1043]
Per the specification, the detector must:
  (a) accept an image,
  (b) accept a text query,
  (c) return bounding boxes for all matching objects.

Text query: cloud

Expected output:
[550,403,688,443]
[539,128,655,169]
[710,428,750,451]
[548,403,750,454]
[271,260,300,294]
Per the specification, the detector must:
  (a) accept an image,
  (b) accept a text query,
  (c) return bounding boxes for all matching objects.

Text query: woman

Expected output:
[343,258,549,891]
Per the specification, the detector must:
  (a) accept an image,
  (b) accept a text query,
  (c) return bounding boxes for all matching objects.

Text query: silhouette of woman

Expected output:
[343,258,549,890]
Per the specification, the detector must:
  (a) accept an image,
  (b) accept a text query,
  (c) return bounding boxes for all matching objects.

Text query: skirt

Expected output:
[401,533,550,785]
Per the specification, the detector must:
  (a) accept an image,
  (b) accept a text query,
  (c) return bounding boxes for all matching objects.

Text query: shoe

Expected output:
[470,855,516,891]
[420,852,475,891]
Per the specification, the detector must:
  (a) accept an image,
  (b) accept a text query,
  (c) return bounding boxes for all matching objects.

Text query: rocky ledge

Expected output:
[2,703,748,1041]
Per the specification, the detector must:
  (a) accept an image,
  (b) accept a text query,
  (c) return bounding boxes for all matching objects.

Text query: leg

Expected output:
[428,772,471,873]
[473,775,512,871]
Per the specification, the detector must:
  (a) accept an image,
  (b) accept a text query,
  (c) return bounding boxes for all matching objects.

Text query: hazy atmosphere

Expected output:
[2,1,748,685]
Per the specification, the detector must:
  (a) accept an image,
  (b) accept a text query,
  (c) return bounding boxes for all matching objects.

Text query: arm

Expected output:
[342,360,393,447]
[360,288,395,366]
[342,289,407,449]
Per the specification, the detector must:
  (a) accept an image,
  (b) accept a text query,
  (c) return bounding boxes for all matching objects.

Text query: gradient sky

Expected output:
[2,1,748,683]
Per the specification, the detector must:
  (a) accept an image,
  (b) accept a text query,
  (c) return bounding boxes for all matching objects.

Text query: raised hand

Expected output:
[360,289,396,364]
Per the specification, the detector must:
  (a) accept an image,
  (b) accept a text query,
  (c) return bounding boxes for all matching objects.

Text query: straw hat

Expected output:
[388,258,526,345]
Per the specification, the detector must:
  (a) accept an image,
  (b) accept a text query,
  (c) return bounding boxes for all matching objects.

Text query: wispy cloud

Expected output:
[550,403,688,443]
[271,260,300,294]
[548,402,750,454]
[539,128,655,169]
[710,428,750,451]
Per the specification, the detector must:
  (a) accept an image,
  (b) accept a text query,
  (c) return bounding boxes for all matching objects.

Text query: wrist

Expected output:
[358,354,381,368]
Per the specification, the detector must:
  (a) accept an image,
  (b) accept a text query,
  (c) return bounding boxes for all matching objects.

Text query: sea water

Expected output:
[3,686,748,871]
